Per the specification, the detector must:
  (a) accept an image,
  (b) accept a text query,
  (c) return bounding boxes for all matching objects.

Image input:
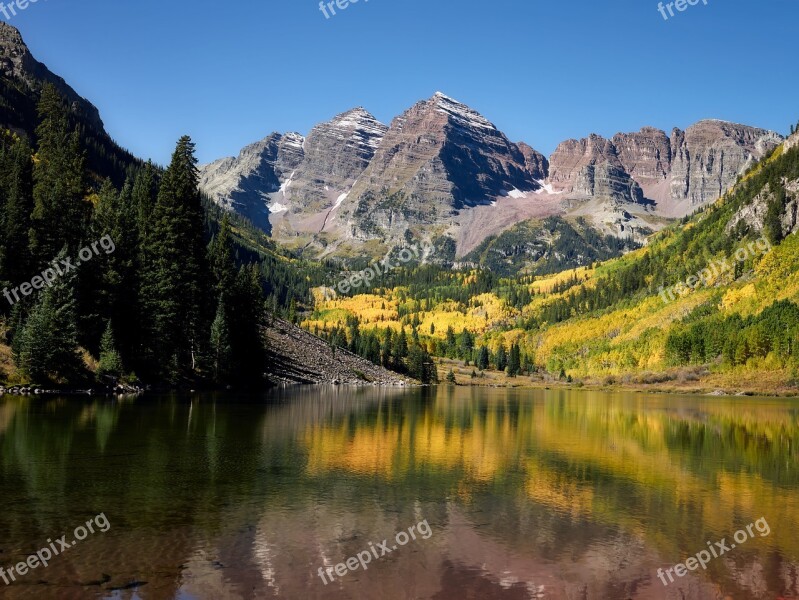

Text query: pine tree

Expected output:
[507,343,521,377]
[381,328,394,367]
[496,344,507,372]
[30,84,88,264]
[477,346,489,370]
[408,344,437,384]
[227,264,266,386]
[393,328,408,368]
[445,326,456,357]
[97,321,124,381]
[364,331,381,364]
[209,213,236,299]
[140,136,210,380]
[459,329,474,359]
[210,298,233,383]
[15,249,82,383]
[0,136,34,290]
[86,179,137,356]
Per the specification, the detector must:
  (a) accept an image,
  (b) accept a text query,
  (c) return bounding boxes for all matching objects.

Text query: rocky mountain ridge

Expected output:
[200,96,782,262]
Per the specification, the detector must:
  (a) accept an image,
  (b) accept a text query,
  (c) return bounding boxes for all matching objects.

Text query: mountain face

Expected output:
[668,121,782,208]
[199,92,783,263]
[0,23,102,131]
[548,134,644,204]
[198,108,389,235]
[345,93,542,211]
[199,132,305,232]
[549,122,782,217]
[285,107,387,215]
[0,23,137,185]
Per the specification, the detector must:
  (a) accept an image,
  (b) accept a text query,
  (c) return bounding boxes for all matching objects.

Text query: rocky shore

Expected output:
[263,316,413,386]
[0,383,144,396]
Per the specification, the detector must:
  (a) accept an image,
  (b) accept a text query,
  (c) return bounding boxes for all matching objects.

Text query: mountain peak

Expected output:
[0,21,104,133]
[323,107,387,153]
[330,107,384,129]
[428,91,496,131]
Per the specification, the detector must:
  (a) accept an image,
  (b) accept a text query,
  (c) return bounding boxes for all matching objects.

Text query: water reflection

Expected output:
[0,387,797,599]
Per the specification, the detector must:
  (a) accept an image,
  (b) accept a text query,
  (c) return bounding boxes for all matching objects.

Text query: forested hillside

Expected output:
[306,129,799,392]
[0,85,327,387]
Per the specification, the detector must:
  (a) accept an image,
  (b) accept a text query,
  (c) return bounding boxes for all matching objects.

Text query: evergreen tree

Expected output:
[15,249,82,383]
[140,136,210,380]
[0,136,34,291]
[210,298,233,383]
[381,328,394,367]
[408,344,437,384]
[507,343,521,377]
[496,343,507,372]
[131,162,159,369]
[209,213,237,299]
[30,84,88,264]
[476,346,489,370]
[393,328,408,368]
[97,321,124,381]
[86,179,137,356]
[459,329,474,360]
[764,193,785,245]
[445,326,456,357]
[363,331,381,364]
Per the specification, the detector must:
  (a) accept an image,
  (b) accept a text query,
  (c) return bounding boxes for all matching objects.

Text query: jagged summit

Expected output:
[430,91,496,131]
[198,92,783,260]
[324,107,387,151]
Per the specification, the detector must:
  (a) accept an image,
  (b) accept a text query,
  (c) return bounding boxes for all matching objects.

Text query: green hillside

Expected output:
[308,132,799,393]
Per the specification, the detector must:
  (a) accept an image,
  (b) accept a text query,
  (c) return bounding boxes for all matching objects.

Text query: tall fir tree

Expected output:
[208,213,237,299]
[476,346,489,370]
[507,343,521,377]
[0,136,34,293]
[140,136,210,380]
[87,178,138,359]
[131,161,159,370]
[495,344,508,372]
[29,84,88,265]
[210,297,233,383]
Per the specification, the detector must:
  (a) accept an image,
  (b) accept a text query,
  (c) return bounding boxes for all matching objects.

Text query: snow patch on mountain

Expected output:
[433,91,496,131]
[333,192,348,210]
[534,180,564,195]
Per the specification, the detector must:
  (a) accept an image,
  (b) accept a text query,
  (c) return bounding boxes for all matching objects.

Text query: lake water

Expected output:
[0,387,797,599]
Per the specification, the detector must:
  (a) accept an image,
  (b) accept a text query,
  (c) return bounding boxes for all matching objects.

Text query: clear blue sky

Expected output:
[6,0,798,165]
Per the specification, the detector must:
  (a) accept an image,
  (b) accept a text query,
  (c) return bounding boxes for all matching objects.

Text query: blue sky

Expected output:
[6,0,798,165]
